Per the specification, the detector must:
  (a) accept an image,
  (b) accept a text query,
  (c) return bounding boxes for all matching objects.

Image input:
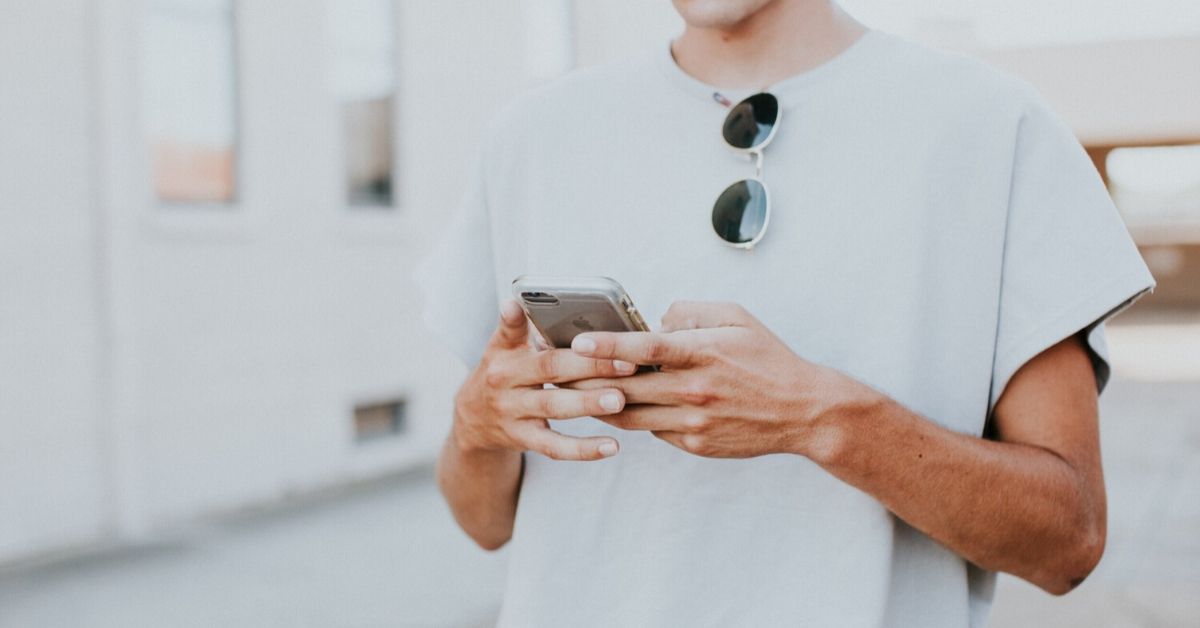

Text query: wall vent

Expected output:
[353,398,406,443]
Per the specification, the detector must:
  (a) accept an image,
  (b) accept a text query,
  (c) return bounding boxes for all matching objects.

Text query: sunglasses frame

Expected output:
[711,175,772,250]
[714,94,782,250]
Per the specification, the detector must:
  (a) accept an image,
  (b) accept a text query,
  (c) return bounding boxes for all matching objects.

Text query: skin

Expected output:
[437,0,1105,595]
[670,0,868,90]
[438,300,634,550]
[567,302,1105,595]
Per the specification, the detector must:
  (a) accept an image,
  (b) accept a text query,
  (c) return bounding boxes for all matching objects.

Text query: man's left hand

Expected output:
[569,301,881,460]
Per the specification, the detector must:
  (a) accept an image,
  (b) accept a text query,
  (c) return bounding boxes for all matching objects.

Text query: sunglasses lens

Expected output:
[722,93,779,150]
[712,179,768,245]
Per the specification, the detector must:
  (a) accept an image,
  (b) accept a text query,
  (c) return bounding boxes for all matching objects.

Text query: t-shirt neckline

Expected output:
[655,29,882,108]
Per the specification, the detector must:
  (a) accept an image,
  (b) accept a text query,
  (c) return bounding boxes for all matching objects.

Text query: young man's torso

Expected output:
[419,30,1153,627]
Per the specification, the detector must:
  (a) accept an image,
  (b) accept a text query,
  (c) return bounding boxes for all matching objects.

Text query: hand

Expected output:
[452,300,639,461]
[569,301,878,460]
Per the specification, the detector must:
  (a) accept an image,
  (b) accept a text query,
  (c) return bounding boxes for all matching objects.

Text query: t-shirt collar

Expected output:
[655,29,881,108]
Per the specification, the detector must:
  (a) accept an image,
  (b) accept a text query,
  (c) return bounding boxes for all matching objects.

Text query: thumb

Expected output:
[661,300,752,332]
[490,299,530,349]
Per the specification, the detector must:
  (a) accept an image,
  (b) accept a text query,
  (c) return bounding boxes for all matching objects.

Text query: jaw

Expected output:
[671,0,781,30]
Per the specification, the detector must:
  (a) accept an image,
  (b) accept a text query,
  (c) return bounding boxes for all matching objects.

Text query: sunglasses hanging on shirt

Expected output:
[712,92,779,249]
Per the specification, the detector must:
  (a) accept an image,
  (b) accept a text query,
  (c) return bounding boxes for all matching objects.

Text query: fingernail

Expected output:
[614,360,635,373]
[599,392,622,412]
[573,336,596,354]
[598,441,618,457]
[501,300,523,323]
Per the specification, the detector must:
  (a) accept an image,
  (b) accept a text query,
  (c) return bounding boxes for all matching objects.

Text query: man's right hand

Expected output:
[451,299,636,461]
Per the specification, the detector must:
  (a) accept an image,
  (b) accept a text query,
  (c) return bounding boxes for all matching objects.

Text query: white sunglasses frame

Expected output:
[713,93,782,250]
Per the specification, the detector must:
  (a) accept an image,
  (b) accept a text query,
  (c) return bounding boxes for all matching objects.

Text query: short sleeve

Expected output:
[988,89,1155,416]
[413,151,499,368]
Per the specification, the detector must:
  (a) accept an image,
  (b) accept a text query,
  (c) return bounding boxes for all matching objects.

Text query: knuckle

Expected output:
[642,339,668,364]
[661,303,681,323]
[594,334,618,357]
[679,378,717,407]
[716,301,744,318]
[591,358,615,377]
[602,359,630,378]
[482,362,508,388]
[535,394,555,418]
[681,433,708,455]
[684,414,710,432]
[491,393,516,418]
[694,340,723,365]
[506,427,536,452]
[663,302,698,330]
[535,351,560,381]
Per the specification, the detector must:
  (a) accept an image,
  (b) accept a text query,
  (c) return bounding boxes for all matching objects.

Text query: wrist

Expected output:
[450,396,495,456]
[788,371,890,467]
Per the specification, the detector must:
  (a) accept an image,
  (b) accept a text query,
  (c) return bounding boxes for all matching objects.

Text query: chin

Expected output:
[671,0,778,28]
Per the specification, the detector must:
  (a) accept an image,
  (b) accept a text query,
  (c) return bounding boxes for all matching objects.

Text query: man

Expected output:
[417,1,1155,626]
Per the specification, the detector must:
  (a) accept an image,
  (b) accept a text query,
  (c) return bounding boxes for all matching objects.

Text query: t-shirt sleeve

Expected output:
[413,150,500,368]
[988,88,1156,417]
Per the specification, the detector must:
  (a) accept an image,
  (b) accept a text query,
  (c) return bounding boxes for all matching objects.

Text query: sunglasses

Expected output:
[712,92,780,249]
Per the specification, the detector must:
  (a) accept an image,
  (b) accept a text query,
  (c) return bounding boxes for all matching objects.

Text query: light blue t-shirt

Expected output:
[417,30,1154,628]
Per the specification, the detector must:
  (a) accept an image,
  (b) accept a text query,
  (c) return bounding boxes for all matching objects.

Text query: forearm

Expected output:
[808,395,1105,594]
[435,418,523,551]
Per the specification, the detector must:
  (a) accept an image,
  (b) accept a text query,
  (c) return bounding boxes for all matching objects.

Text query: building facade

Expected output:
[2,0,1195,565]
[0,0,544,564]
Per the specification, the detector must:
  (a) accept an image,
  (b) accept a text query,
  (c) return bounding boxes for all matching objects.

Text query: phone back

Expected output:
[511,275,648,348]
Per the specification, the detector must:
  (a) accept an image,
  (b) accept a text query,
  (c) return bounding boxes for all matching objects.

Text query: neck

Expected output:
[671,0,867,90]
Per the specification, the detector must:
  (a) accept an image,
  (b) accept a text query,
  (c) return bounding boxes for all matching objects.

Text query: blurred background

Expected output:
[0,1,1197,626]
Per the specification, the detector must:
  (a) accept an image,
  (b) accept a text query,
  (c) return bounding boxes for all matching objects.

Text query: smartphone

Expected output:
[511,275,650,349]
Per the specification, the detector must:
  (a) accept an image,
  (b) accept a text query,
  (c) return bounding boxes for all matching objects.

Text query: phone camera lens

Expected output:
[521,291,559,306]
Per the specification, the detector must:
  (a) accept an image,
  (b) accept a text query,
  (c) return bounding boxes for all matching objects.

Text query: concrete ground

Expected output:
[1,320,1197,628]
[0,469,509,628]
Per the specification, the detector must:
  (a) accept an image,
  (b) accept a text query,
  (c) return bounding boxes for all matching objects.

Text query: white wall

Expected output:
[0,0,530,563]
[0,0,112,561]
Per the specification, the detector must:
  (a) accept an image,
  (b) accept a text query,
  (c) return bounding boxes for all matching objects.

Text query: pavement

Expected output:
[0,321,1196,628]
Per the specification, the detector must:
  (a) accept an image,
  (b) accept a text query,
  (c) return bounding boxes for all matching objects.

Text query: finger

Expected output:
[489,299,530,350]
[661,301,753,332]
[564,372,681,405]
[571,331,694,367]
[510,387,625,419]
[510,421,619,461]
[651,430,691,453]
[511,349,637,386]
[596,405,695,432]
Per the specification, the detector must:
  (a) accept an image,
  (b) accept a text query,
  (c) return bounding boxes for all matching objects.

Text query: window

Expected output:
[353,399,406,443]
[141,0,239,204]
[1108,144,1200,236]
[328,0,397,208]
